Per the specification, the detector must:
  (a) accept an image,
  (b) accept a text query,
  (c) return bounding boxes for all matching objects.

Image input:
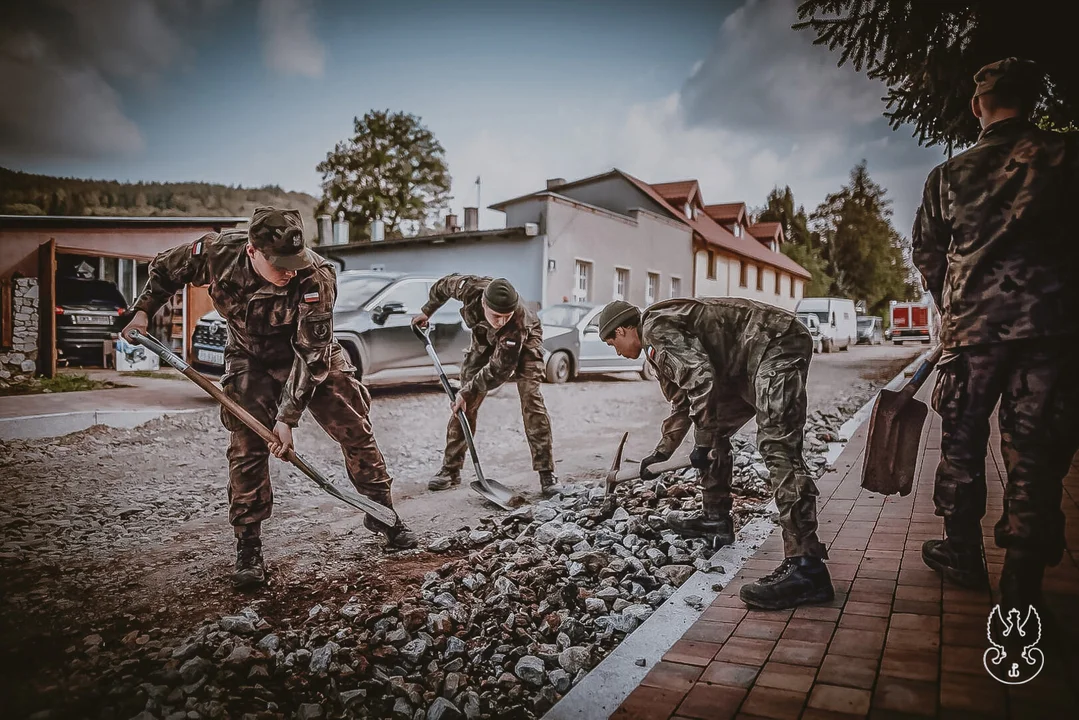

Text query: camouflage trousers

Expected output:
[701,325,827,559]
[220,360,394,536]
[442,348,554,474]
[931,336,1079,565]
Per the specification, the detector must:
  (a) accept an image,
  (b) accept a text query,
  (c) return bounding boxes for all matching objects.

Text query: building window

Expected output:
[776,272,782,295]
[684,203,694,220]
[706,250,716,280]
[574,260,591,302]
[734,225,742,238]
[670,276,681,299]
[790,278,796,298]
[646,272,659,305]
[739,261,747,288]
[756,266,764,291]
[613,267,629,301]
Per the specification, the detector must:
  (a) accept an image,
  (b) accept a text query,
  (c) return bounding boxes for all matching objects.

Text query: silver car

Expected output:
[539,302,655,383]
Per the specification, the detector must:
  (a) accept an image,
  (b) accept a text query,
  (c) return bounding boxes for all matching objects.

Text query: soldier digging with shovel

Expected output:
[123,207,418,589]
[597,297,834,610]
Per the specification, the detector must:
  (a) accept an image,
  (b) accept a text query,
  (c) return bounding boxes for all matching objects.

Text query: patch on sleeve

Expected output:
[504,340,517,347]
[191,239,204,256]
[646,346,657,362]
[302,291,320,304]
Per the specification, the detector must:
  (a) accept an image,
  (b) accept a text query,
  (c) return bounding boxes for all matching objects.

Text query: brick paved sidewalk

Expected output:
[613,389,1079,719]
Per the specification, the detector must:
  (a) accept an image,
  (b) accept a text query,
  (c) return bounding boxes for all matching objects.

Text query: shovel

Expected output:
[411,324,523,511]
[861,345,944,496]
[129,330,399,526]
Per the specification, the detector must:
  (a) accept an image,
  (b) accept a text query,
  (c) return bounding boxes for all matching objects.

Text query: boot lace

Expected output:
[759,558,797,585]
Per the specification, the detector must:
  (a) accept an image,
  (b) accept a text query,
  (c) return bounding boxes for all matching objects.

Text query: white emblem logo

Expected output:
[984,604,1044,684]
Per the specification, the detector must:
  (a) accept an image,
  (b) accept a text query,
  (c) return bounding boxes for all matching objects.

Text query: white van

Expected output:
[795,297,858,352]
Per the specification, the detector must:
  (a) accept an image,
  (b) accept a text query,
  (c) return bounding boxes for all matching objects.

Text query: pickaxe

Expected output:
[599,432,695,515]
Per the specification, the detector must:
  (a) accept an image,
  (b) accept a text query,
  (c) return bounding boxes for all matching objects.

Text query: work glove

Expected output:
[690,445,713,471]
[639,451,670,481]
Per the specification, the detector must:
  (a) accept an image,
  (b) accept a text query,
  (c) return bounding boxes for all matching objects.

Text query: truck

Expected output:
[795,297,858,353]
[890,301,937,345]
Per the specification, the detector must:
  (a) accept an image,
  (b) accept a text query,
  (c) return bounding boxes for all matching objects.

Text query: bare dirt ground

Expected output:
[0,343,921,718]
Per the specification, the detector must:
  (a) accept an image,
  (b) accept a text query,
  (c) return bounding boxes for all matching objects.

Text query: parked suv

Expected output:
[56,277,129,366]
[539,302,654,383]
[191,272,471,385]
[795,313,824,354]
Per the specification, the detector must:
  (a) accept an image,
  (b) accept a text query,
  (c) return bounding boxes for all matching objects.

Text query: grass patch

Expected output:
[121,370,183,380]
[0,373,125,397]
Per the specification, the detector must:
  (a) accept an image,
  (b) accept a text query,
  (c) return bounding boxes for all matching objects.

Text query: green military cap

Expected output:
[249,206,313,270]
[598,300,641,340]
[973,57,1041,99]
[483,278,519,313]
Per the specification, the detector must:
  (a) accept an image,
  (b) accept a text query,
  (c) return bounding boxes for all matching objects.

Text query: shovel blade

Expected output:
[469,478,524,511]
[861,388,929,497]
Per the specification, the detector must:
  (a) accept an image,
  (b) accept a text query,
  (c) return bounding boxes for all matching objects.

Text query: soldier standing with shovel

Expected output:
[123,206,417,589]
[598,297,834,610]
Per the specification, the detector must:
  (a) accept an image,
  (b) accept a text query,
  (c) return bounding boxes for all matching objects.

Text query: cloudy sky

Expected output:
[1,0,950,235]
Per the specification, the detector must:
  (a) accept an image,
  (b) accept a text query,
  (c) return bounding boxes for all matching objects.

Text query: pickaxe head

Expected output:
[598,432,630,518]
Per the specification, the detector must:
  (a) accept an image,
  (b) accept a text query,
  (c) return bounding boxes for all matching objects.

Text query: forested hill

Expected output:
[0,167,320,233]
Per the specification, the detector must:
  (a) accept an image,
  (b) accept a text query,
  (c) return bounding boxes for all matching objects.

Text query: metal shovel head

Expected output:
[469,478,523,511]
[861,388,929,497]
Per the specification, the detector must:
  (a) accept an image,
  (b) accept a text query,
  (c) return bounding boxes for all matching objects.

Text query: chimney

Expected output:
[463,207,479,231]
[444,213,459,232]
[333,211,350,245]
[546,178,566,190]
[317,214,333,246]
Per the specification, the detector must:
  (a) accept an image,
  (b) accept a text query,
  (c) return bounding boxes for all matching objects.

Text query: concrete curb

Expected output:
[0,408,205,442]
[544,347,932,719]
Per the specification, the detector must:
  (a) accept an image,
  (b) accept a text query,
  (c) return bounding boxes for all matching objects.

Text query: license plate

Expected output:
[76,314,112,325]
[198,350,224,366]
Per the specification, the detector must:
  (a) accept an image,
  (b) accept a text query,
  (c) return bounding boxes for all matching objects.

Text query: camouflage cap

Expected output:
[598,300,641,340]
[973,57,1041,99]
[249,206,313,270]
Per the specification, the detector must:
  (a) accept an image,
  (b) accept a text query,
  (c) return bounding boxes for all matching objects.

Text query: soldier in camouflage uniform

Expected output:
[598,297,834,610]
[411,275,560,496]
[912,58,1079,611]
[124,207,417,589]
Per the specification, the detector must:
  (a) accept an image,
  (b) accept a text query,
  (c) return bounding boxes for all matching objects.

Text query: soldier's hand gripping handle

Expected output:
[640,451,671,481]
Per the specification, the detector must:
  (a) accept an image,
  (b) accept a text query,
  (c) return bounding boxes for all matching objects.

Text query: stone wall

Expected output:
[1,278,39,385]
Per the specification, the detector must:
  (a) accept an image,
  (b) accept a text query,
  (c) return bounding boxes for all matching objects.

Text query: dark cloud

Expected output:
[0,0,228,163]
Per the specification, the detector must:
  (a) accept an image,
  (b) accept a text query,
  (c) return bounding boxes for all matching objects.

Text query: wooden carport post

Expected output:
[37,238,56,378]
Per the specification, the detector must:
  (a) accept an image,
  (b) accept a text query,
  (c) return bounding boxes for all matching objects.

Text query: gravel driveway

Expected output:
[0,344,921,718]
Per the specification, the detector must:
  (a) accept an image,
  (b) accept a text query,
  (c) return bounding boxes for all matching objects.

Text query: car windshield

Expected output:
[57,279,128,307]
[857,318,875,329]
[335,276,394,310]
[796,314,817,327]
[804,311,829,324]
[539,305,591,327]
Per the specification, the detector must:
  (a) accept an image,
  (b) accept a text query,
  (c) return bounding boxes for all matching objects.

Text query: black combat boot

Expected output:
[999,547,1046,614]
[428,468,461,491]
[740,556,835,610]
[539,471,563,497]
[364,513,419,550]
[922,537,988,589]
[233,536,266,589]
[666,510,735,548]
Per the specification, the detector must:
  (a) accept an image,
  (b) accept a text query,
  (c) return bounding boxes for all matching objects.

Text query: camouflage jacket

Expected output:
[641,297,800,455]
[912,117,1079,349]
[131,230,348,427]
[421,274,544,398]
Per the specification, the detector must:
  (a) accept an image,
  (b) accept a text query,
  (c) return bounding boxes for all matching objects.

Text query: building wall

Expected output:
[693,248,805,312]
[554,175,669,217]
[326,235,546,308]
[0,278,38,385]
[539,198,693,307]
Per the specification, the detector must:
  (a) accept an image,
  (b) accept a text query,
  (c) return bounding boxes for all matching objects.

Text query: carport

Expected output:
[1,215,246,378]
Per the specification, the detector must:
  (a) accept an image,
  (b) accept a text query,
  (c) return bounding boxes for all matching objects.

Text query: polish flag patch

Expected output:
[646,346,656,362]
[191,240,204,255]
[303,291,320,303]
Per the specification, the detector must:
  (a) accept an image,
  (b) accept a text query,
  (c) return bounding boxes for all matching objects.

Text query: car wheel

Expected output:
[639,360,656,381]
[545,351,572,384]
[821,338,832,353]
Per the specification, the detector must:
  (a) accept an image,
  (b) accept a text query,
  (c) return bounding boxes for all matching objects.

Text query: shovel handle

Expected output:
[901,345,944,399]
[612,448,694,484]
